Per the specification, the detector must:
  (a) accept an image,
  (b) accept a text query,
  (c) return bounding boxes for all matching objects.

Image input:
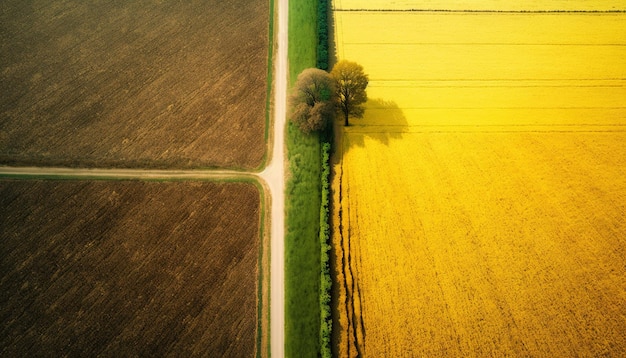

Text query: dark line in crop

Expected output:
[366,107,626,110]
[353,124,626,128]
[348,129,626,134]
[345,176,363,358]
[338,140,354,358]
[369,78,626,82]
[334,9,626,14]
[337,149,351,358]
[345,43,626,46]
[369,85,626,88]
[345,124,626,133]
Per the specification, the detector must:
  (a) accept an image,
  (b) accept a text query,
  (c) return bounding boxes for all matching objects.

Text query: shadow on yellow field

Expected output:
[344,98,409,148]
[331,96,409,358]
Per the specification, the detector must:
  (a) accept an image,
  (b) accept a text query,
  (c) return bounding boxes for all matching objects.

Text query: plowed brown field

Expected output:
[0,180,262,356]
[0,0,269,169]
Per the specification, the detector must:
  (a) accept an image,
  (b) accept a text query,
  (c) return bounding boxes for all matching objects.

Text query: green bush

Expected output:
[316,0,329,70]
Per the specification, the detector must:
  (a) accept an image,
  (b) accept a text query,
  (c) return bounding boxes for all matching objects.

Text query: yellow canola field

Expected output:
[334,0,626,11]
[332,5,626,358]
[339,132,626,356]
[334,12,626,127]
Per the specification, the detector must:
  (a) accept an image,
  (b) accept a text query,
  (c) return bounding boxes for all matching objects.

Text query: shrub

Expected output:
[316,0,330,71]
[319,141,332,358]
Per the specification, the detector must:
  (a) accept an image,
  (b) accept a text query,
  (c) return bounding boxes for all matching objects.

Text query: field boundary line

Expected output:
[333,9,626,13]
[341,135,363,357]
[0,166,260,181]
[344,127,626,134]
[261,0,276,173]
[369,85,626,88]
[363,107,626,110]
[369,78,626,81]
[355,123,626,127]
[347,43,626,46]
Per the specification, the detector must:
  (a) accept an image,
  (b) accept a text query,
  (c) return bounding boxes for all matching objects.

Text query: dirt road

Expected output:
[259,0,288,356]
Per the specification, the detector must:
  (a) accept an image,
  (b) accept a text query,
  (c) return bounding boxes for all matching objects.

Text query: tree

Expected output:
[289,68,335,133]
[331,60,368,126]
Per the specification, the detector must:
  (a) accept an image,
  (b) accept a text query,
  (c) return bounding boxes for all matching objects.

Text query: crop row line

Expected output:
[365,106,626,109]
[351,123,626,127]
[369,78,626,81]
[333,9,626,13]
[369,85,626,88]
[345,129,626,133]
[345,43,626,46]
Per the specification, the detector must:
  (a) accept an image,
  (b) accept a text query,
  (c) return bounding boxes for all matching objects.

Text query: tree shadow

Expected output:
[327,7,410,357]
[328,97,409,357]
[342,98,409,150]
[326,8,409,149]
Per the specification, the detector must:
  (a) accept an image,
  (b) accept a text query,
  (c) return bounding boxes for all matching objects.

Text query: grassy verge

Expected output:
[288,0,317,83]
[259,0,275,356]
[256,176,269,358]
[284,0,321,356]
[258,0,276,173]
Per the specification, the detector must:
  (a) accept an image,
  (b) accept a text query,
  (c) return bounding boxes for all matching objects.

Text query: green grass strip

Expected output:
[259,1,275,354]
[258,0,276,172]
[284,0,322,356]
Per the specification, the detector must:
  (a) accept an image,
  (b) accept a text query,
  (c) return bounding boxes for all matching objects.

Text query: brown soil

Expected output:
[0,179,262,357]
[0,0,269,169]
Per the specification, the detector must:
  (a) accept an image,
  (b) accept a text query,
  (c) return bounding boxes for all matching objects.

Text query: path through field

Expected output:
[261,0,288,356]
[0,0,289,356]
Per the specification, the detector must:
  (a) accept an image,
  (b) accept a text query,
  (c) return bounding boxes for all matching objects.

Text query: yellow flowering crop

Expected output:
[335,0,626,11]
[332,3,626,357]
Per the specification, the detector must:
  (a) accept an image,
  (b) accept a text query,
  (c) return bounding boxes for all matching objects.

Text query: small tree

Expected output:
[289,68,335,133]
[331,60,368,126]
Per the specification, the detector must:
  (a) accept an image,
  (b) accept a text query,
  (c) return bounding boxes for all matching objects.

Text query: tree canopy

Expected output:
[289,68,335,133]
[330,60,368,126]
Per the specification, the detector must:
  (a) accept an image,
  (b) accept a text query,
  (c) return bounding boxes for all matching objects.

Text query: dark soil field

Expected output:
[0,179,262,356]
[0,0,269,169]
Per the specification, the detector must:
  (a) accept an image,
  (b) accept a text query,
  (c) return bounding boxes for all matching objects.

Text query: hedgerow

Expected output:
[319,141,332,358]
[316,0,330,70]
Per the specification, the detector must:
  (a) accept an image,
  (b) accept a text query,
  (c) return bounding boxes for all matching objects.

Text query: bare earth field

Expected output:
[0,0,268,169]
[331,1,626,356]
[0,179,262,356]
